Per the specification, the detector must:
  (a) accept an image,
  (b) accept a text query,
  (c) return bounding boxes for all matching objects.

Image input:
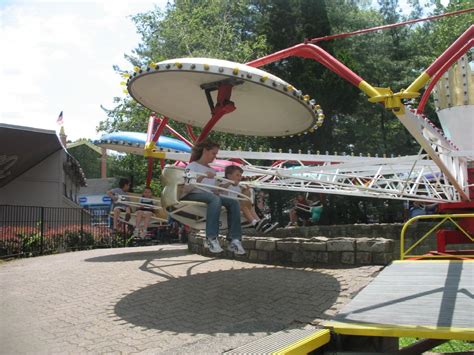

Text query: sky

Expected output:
[0,0,169,141]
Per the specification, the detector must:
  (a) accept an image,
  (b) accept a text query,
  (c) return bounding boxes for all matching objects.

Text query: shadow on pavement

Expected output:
[115,268,340,334]
[84,248,190,263]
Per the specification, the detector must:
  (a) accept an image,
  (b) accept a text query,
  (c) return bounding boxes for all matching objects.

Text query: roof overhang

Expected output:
[0,124,63,188]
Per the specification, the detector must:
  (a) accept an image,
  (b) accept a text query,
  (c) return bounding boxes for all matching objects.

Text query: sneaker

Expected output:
[286,222,297,228]
[207,238,223,253]
[255,217,270,232]
[228,240,246,255]
[262,222,279,234]
[133,229,140,238]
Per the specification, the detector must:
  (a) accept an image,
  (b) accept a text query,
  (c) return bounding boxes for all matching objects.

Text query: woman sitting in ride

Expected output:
[182,139,246,255]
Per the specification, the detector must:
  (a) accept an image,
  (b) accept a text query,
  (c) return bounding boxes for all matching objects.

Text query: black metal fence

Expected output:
[0,205,125,258]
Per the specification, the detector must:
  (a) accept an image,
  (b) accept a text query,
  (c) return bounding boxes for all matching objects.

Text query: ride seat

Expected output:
[161,166,252,231]
[161,166,209,208]
[161,165,224,209]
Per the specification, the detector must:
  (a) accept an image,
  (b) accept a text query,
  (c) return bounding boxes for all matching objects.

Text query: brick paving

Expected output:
[0,245,382,354]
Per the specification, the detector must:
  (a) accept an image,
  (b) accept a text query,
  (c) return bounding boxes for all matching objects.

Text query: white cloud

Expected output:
[0,0,169,141]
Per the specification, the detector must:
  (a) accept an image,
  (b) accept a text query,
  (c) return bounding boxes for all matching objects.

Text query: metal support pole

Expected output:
[40,207,44,255]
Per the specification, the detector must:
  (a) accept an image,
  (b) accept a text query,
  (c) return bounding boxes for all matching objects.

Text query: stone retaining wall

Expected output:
[188,222,441,267]
[189,235,395,266]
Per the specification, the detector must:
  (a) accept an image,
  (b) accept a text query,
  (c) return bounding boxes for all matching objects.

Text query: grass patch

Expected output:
[400,337,474,352]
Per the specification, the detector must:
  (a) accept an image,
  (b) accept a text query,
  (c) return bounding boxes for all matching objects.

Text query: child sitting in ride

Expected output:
[107,178,132,231]
[182,139,246,255]
[287,193,323,226]
[134,187,155,238]
[220,165,278,234]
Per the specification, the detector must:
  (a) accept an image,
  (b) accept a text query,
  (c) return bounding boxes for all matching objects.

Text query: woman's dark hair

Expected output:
[190,139,220,162]
[118,178,130,188]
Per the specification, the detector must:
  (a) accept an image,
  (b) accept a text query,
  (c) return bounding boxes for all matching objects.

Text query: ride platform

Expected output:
[325,260,474,341]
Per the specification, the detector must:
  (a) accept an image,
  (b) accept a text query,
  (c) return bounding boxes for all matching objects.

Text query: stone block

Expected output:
[381,224,398,237]
[241,238,256,249]
[356,252,372,264]
[327,238,355,251]
[332,226,347,238]
[242,228,257,237]
[341,252,355,265]
[328,252,340,264]
[393,240,401,259]
[307,226,326,237]
[249,250,258,262]
[370,239,394,253]
[344,227,356,237]
[370,225,382,238]
[191,236,202,246]
[269,251,287,263]
[276,240,301,252]
[188,233,198,243]
[302,241,326,251]
[311,236,329,243]
[303,251,318,262]
[256,239,277,251]
[316,252,328,263]
[258,250,269,262]
[353,225,372,238]
[291,252,304,263]
[273,228,305,238]
[373,252,393,265]
[356,238,376,252]
[223,249,234,258]
[299,227,310,237]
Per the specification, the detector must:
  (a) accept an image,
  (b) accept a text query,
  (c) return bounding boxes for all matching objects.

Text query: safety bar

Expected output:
[400,213,474,259]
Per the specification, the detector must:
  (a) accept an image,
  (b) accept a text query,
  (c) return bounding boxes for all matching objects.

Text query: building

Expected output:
[0,124,86,207]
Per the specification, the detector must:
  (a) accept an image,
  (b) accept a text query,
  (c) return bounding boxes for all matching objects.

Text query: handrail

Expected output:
[400,213,474,260]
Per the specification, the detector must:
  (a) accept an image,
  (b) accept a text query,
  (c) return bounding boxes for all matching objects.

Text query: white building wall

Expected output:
[0,151,80,208]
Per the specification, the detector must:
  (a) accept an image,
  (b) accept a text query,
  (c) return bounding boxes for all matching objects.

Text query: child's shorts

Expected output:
[138,207,154,213]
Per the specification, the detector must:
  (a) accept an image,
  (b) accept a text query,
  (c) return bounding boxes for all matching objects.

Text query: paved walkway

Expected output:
[0,245,382,354]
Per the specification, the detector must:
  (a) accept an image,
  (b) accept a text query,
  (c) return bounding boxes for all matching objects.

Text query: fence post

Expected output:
[40,207,44,255]
[80,209,84,249]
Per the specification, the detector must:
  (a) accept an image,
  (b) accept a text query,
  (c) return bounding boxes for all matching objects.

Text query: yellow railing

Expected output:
[400,213,474,260]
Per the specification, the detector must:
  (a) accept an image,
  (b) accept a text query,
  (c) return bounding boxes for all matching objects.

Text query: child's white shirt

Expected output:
[220,184,241,198]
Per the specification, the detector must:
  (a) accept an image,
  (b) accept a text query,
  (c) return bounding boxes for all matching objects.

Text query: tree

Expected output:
[98,0,271,190]
[68,141,102,179]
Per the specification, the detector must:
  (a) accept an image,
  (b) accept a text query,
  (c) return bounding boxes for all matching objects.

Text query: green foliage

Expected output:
[399,337,474,352]
[427,0,474,55]
[64,231,94,250]
[18,230,42,257]
[132,0,269,63]
[68,142,102,179]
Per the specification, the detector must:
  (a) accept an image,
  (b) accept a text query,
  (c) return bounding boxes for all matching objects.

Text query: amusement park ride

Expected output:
[94,14,473,353]
[96,22,474,219]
